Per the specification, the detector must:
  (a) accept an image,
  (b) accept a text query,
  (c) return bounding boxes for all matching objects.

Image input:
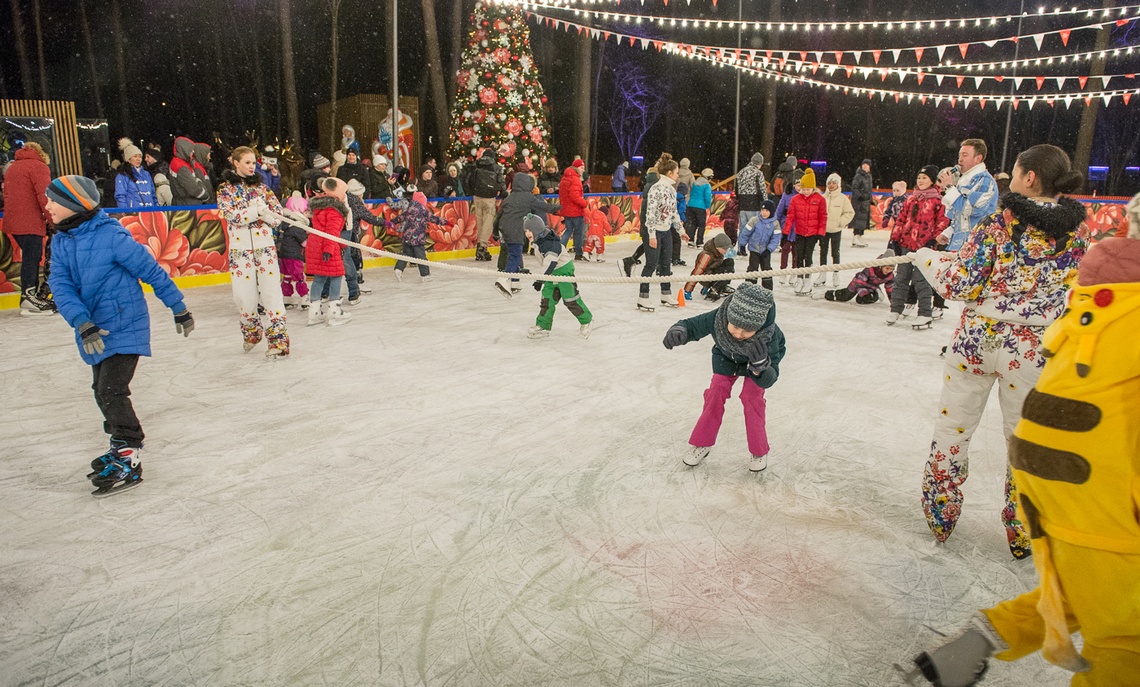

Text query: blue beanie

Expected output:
[46,175,101,213]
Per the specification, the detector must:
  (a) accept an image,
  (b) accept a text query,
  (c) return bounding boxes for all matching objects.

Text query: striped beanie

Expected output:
[47,175,101,213]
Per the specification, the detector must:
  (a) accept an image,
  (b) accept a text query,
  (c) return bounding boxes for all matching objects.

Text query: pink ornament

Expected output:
[458,128,475,144]
[505,118,523,136]
[493,47,511,64]
[479,88,498,105]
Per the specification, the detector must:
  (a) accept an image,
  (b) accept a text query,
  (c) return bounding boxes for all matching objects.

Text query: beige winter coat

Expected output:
[824,188,855,233]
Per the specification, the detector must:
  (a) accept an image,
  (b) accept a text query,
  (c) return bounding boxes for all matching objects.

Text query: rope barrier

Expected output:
[270,212,913,286]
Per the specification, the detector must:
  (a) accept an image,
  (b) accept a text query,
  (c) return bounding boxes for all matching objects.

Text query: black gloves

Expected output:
[174,310,194,337]
[662,324,688,349]
[78,321,108,355]
[745,333,773,375]
[533,280,543,292]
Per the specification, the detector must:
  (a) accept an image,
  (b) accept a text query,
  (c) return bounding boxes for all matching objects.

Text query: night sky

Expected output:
[2,0,1138,192]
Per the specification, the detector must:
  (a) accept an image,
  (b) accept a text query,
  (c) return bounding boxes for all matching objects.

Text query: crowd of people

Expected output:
[3,123,1137,683]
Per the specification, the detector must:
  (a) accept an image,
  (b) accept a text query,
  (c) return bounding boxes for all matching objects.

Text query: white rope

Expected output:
[273,213,913,285]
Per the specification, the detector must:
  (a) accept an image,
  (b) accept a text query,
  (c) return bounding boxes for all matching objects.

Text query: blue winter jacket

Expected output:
[738,216,781,254]
[114,167,157,208]
[688,179,713,210]
[49,210,187,365]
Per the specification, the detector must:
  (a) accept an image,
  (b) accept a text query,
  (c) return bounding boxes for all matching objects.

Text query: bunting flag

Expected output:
[1060,28,1072,45]
[1013,76,1025,89]
[935,74,945,86]
[872,50,881,64]
[973,76,984,89]
[891,49,902,63]
[1032,34,1045,49]
[956,75,966,87]
[959,43,969,58]
[1036,76,1046,90]
[914,47,925,63]
[833,50,844,64]
[916,72,926,85]
[1079,76,1089,88]
[1125,93,1133,105]
[935,45,946,60]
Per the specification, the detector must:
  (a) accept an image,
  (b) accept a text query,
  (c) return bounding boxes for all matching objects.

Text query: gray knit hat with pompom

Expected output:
[726,282,774,331]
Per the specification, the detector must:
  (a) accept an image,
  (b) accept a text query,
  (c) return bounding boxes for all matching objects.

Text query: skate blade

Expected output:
[92,477,143,498]
[494,283,513,299]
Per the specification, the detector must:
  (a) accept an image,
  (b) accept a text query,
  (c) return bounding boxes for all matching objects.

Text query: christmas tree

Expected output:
[449,2,554,165]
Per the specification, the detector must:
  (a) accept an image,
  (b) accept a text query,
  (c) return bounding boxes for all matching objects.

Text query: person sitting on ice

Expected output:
[524,213,593,339]
[683,233,736,302]
[663,281,786,474]
[822,249,895,304]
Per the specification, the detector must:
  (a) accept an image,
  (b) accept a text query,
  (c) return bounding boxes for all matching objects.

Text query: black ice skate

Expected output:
[90,445,144,497]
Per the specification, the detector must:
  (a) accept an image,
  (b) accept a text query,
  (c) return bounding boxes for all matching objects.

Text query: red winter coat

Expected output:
[305,196,347,277]
[890,187,950,252]
[2,148,51,236]
[558,168,587,218]
[784,190,827,238]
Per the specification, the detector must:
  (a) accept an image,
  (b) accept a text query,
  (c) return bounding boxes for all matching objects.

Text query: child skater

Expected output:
[276,219,309,309]
[886,165,949,330]
[45,175,195,497]
[822,248,895,304]
[524,213,592,339]
[900,201,1140,687]
[306,177,352,326]
[663,282,786,473]
[392,192,448,282]
[881,181,908,231]
[739,199,781,289]
[683,233,735,301]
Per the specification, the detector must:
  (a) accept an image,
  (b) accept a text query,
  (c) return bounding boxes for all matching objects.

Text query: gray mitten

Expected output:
[906,615,1007,687]
[174,310,194,337]
[78,321,109,355]
[745,331,773,375]
[662,324,688,349]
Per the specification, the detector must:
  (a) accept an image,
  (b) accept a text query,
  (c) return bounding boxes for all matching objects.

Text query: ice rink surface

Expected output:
[1,233,1072,686]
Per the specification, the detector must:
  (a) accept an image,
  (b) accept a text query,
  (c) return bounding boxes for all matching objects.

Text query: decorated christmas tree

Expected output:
[449,2,554,165]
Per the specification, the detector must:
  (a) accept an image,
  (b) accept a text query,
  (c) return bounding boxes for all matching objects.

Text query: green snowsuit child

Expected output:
[524,213,592,339]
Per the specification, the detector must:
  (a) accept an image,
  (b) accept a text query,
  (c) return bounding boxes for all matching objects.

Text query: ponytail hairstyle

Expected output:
[230,145,257,164]
[1014,144,1084,197]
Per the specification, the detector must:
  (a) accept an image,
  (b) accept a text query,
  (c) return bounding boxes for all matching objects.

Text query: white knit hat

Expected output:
[826,173,842,187]
[118,137,143,163]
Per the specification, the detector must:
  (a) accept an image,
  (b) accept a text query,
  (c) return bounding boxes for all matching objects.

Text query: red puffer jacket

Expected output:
[784,190,827,238]
[558,168,587,218]
[305,196,347,277]
[2,148,52,236]
[890,187,950,252]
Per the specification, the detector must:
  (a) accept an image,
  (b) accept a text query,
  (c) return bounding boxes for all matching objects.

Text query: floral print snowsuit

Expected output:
[913,195,1089,557]
[216,178,289,355]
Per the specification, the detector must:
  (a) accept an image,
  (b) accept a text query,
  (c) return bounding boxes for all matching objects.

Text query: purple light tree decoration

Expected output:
[607,53,669,162]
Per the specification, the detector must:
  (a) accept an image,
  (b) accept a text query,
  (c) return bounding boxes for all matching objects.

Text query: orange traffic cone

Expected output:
[677,289,687,307]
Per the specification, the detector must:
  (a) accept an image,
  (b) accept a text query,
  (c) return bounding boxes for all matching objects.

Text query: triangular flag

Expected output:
[980,98,987,109]
[950,97,957,108]
[936,74,945,86]
[811,62,819,75]
[921,95,927,105]
[1100,75,1111,87]
[1103,94,1113,106]
[845,66,854,77]
[1013,76,1024,89]
[641,37,649,50]
[765,50,773,59]
[1084,95,1092,106]
[814,51,824,63]
[778,57,787,68]
[1012,99,1019,110]
[1047,98,1055,107]
[1035,76,1046,90]
[800,51,808,61]
[833,51,844,64]
[852,50,863,63]
[879,91,886,101]
[935,45,946,61]
[1124,93,1133,105]
[983,40,997,47]
[1032,34,1044,50]
[1056,77,1066,89]
[914,47,925,63]
[1117,18,1130,26]
[995,75,1005,83]
[890,49,901,63]
[1079,76,1089,89]
[880,69,888,82]
[956,76,966,88]
[958,43,969,58]
[895,93,900,103]
[974,76,984,89]
[1059,28,1071,46]
[872,50,882,64]
[602,31,610,41]
[916,72,926,85]
[897,70,907,83]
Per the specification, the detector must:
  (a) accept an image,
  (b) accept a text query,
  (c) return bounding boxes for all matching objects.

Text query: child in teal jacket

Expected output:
[663,282,786,473]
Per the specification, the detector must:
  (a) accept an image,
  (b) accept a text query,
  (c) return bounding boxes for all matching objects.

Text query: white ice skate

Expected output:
[494,277,513,299]
[527,325,549,339]
[307,302,326,326]
[659,297,678,308]
[326,301,352,326]
[579,322,591,339]
[749,454,768,472]
[829,272,840,289]
[886,312,901,325]
[813,273,827,287]
[794,276,813,297]
[637,297,655,313]
[265,346,288,360]
[358,283,372,293]
[933,307,947,320]
[394,269,403,282]
[684,445,710,467]
[912,315,934,330]
[903,303,917,318]
[422,275,433,282]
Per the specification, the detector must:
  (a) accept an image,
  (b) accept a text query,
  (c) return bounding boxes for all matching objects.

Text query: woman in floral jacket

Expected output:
[216,146,290,358]
[912,144,1090,558]
[637,154,685,312]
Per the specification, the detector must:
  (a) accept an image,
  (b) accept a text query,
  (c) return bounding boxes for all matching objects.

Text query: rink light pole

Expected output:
[733,0,743,173]
[999,0,1025,174]
[391,0,400,169]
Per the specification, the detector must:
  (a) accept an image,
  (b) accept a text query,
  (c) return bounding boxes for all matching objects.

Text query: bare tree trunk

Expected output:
[7,0,35,98]
[330,0,343,155]
[449,0,465,105]
[1073,0,1114,192]
[211,10,228,133]
[78,0,104,117]
[759,0,781,173]
[575,19,592,161]
[174,14,195,123]
[279,0,302,147]
[32,0,47,99]
[243,3,269,142]
[420,0,451,161]
[110,0,131,131]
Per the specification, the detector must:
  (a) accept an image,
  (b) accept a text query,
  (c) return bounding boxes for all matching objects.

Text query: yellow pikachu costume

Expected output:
[981,235,1140,685]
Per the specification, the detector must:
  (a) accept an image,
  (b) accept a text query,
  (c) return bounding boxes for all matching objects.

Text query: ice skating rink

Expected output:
[1,234,1071,686]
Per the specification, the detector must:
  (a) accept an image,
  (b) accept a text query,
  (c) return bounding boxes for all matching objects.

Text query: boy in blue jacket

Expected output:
[45,176,195,497]
[738,199,781,290]
[663,282,786,473]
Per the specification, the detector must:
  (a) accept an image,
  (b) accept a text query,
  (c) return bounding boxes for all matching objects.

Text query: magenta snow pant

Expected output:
[689,373,770,456]
[279,258,309,298]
